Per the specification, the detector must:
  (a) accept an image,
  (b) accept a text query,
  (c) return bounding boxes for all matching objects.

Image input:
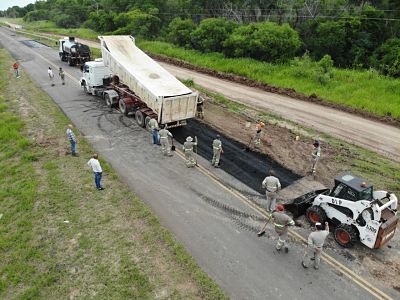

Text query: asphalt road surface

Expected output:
[0,27,395,299]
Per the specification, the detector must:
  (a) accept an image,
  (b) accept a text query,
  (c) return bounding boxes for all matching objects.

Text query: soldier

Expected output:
[183,136,197,167]
[253,120,265,147]
[302,221,330,270]
[59,67,65,85]
[261,170,281,212]
[311,140,321,175]
[48,67,55,86]
[148,117,159,145]
[271,205,295,252]
[158,125,173,156]
[196,97,204,119]
[211,134,223,168]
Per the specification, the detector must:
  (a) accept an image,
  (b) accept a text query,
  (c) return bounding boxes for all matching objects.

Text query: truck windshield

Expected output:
[83,65,89,73]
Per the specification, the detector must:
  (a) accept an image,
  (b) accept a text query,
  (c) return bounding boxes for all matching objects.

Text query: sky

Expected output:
[0,0,36,11]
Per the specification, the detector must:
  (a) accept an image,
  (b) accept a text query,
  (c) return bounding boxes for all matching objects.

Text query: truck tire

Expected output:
[105,94,114,108]
[135,111,145,127]
[119,99,129,116]
[68,57,74,66]
[145,116,152,131]
[306,205,327,224]
[334,224,359,248]
[83,82,90,94]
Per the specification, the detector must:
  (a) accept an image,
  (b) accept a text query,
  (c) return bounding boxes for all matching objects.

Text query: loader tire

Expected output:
[135,110,145,127]
[334,224,358,248]
[306,205,327,225]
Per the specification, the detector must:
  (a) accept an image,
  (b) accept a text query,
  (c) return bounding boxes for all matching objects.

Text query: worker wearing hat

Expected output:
[262,169,281,212]
[302,221,330,270]
[311,140,321,176]
[271,204,295,252]
[183,136,197,167]
[211,134,223,168]
[158,125,173,156]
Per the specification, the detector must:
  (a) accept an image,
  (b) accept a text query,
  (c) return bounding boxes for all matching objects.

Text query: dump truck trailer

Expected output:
[79,35,198,128]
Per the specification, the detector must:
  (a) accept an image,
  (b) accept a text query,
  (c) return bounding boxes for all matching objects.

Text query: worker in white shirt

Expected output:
[48,67,55,86]
[87,153,104,190]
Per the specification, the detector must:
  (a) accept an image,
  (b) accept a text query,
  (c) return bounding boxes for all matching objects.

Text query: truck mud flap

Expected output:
[285,188,330,218]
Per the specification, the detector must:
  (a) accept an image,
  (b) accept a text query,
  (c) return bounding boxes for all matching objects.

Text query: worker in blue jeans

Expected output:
[87,154,104,190]
[148,117,159,144]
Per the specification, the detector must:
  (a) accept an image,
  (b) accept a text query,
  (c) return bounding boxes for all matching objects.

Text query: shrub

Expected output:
[166,18,195,48]
[113,9,161,38]
[23,10,49,22]
[371,38,400,77]
[191,18,237,53]
[223,22,301,63]
[83,10,116,33]
[53,14,77,28]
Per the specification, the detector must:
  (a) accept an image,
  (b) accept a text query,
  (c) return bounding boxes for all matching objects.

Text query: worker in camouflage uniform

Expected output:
[253,120,265,147]
[59,67,65,85]
[183,136,197,167]
[262,170,281,212]
[272,205,295,252]
[211,134,223,167]
[302,221,329,270]
[196,97,204,119]
[311,140,321,175]
[158,125,173,156]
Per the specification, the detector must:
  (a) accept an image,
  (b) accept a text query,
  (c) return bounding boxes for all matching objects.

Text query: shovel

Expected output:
[257,216,272,237]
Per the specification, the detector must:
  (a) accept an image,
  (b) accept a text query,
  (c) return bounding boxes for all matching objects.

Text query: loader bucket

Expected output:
[285,188,330,218]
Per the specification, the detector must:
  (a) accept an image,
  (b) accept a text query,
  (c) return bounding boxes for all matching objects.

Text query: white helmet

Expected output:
[186,136,193,142]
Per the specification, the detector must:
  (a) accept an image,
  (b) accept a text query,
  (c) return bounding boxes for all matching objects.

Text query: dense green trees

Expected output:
[3,0,400,76]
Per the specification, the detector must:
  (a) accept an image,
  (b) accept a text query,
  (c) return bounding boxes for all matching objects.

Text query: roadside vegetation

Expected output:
[0,49,225,299]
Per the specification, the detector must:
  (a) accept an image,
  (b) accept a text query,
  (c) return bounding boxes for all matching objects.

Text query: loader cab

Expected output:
[330,173,373,202]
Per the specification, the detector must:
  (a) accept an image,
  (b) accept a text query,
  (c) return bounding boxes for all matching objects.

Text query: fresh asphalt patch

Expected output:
[20,39,49,48]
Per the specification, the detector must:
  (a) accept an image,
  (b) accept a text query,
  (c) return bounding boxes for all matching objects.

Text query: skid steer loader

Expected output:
[289,173,398,249]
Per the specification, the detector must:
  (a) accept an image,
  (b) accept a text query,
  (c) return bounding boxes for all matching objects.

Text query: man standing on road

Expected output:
[272,205,295,253]
[302,221,330,270]
[211,134,223,168]
[66,124,78,156]
[148,117,159,145]
[59,67,65,85]
[48,67,55,86]
[311,140,321,176]
[253,120,265,147]
[183,136,197,167]
[158,125,173,156]
[196,97,204,119]
[13,62,20,78]
[262,170,281,212]
[87,154,104,190]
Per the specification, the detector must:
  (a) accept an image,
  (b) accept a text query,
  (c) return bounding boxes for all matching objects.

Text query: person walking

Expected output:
[183,136,197,167]
[13,62,20,78]
[253,120,265,147]
[87,154,104,190]
[261,170,281,212]
[148,117,159,145]
[48,67,55,86]
[302,221,330,270]
[271,205,295,252]
[59,67,65,85]
[196,98,204,119]
[211,134,223,168]
[158,125,173,156]
[311,140,321,175]
[66,124,78,156]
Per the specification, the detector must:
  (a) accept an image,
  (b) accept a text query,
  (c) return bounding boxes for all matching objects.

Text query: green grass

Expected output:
[0,48,225,299]
[138,40,400,119]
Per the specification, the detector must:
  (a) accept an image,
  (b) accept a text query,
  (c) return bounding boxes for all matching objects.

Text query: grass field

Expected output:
[0,49,225,299]
[138,41,400,119]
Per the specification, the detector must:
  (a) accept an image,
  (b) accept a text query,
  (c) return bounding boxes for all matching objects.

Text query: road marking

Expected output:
[1,28,393,300]
[173,149,392,300]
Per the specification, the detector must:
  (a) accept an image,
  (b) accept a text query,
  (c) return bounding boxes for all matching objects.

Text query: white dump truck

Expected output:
[79,35,198,128]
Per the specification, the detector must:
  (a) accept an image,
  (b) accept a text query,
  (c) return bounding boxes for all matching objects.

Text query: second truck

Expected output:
[79,35,198,128]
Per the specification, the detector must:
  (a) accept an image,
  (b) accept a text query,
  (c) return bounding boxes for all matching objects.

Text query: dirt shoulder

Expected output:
[0,49,225,299]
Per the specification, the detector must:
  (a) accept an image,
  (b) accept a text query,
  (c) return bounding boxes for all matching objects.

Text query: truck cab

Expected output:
[80,59,110,93]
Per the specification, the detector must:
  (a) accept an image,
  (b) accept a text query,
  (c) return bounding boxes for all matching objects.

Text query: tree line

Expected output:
[2,0,400,77]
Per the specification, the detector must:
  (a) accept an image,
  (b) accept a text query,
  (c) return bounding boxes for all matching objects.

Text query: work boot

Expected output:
[284,247,289,253]
[301,261,308,269]
[314,265,319,270]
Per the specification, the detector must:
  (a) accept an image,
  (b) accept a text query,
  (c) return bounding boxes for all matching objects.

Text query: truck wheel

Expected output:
[145,116,152,131]
[83,83,90,94]
[135,111,145,127]
[119,99,129,116]
[68,57,74,66]
[306,205,327,225]
[105,94,114,108]
[334,224,358,248]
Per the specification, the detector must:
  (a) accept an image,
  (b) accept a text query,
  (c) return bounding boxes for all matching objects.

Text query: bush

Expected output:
[83,10,116,33]
[223,22,301,63]
[371,38,400,77]
[113,9,161,38]
[166,18,195,48]
[23,10,49,22]
[53,14,77,28]
[191,18,237,53]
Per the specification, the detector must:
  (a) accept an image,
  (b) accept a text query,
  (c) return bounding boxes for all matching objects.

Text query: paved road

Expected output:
[0,27,393,299]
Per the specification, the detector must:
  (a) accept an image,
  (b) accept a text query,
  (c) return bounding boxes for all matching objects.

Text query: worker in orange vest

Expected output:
[253,120,265,146]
